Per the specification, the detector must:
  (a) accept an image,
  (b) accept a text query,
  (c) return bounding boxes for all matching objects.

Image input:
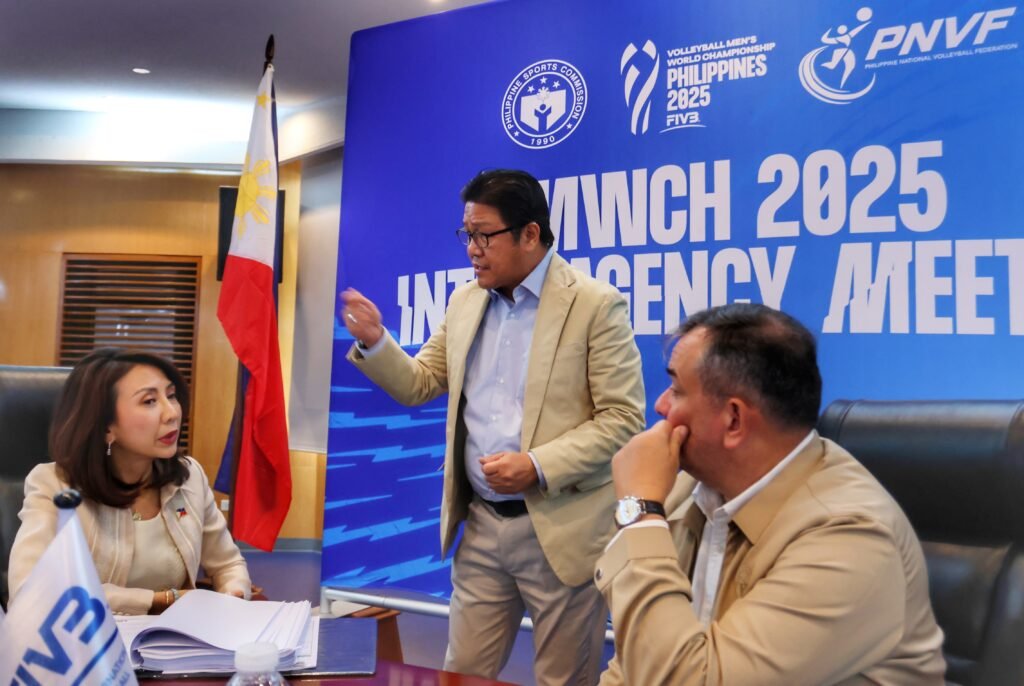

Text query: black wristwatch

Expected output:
[614,496,666,528]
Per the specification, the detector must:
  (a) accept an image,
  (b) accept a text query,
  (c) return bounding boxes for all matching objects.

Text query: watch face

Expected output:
[615,497,642,526]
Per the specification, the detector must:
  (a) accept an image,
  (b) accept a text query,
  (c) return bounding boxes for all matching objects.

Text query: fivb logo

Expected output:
[801,5,1017,104]
[0,490,136,686]
[620,40,660,135]
[9,587,128,685]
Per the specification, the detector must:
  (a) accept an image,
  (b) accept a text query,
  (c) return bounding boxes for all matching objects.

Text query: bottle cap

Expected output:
[234,642,279,673]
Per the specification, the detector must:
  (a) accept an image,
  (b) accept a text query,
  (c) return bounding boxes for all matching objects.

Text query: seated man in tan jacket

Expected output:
[596,303,946,685]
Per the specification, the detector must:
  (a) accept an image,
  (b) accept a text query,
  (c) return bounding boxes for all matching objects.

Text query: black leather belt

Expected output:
[481,498,528,518]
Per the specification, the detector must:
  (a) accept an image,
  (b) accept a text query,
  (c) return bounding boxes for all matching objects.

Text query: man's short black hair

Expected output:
[677,303,822,429]
[461,169,555,247]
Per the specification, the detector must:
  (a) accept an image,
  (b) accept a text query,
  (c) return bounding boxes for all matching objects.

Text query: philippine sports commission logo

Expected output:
[501,59,588,149]
[799,6,877,104]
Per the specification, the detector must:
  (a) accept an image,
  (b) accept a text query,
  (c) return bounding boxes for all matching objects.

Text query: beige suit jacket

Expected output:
[595,433,947,685]
[9,457,251,615]
[348,253,645,586]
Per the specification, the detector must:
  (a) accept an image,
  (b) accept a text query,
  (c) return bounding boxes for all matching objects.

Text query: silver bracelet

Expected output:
[170,588,181,603]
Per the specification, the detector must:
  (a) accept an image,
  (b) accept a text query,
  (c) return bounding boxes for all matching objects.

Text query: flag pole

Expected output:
[227,372,244,530]
[264,34,275,73]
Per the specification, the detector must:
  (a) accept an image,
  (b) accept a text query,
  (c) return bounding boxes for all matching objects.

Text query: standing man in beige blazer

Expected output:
[340,169,645,685]
[597,303,946,685]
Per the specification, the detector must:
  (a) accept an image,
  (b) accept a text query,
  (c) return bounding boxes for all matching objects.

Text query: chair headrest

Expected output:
[818,400,1024,545]
[0,365,71,479]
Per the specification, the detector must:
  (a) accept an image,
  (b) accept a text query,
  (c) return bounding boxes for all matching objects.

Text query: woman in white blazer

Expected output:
[7,348,251,614]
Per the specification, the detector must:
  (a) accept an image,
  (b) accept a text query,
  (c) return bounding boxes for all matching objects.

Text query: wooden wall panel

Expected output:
[0,163,324,545]
[0,164,237,480]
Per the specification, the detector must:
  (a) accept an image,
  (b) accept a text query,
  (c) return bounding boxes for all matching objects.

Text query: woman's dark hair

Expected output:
[677,304,822,429]
[49,348,190,507]
[461,169,555,247]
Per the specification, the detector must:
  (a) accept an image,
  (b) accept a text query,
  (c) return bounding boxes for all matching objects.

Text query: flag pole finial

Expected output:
[264,34,275,73]
[53,489,82,509]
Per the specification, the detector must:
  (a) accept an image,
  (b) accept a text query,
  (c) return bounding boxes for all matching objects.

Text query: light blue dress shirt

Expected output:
[462,248,554,502]
[358,250,554,502]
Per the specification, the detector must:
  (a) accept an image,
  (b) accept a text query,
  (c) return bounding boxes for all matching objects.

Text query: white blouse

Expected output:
[124,514,188,593]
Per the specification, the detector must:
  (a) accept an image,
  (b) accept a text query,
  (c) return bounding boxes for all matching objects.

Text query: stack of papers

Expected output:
[115,589,318,673]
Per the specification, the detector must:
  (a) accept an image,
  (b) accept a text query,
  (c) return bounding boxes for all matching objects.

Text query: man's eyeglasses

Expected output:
[455,225,518,249]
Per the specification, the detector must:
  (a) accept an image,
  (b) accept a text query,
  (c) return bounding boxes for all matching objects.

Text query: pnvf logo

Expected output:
[863,6,1016,59]
[800,6,1017,104]
[621,40,660,135]
[502,59,588,149]
[799,7,877,104]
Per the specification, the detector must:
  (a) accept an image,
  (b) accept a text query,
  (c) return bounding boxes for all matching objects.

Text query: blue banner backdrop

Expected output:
[323,0,1024,598]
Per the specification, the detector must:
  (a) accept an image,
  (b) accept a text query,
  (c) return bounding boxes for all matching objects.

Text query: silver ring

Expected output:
[346,312,358,324]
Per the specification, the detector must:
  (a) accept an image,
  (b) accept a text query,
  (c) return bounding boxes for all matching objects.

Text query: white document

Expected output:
[115,589,317,673]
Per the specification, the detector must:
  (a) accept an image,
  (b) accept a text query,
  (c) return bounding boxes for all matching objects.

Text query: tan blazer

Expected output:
[348,253,645,586]
[9,457,251,615]
[595,433,947,685]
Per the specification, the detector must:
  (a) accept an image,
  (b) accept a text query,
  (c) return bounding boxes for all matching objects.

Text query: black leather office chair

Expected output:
[818,399,1024,686]
[0,365,71,609]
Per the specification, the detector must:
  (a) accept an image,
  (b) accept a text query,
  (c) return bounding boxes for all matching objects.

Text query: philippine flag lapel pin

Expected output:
[176,507,187,519]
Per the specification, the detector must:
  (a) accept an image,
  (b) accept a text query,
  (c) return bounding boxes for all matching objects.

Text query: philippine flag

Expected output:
[216,63,291,552]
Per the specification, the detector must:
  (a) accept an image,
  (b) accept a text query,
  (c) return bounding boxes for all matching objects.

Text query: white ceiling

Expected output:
[0,0,490,165]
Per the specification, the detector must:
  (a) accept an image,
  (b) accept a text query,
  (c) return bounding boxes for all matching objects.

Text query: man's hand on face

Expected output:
[612,420,688,503]
[339,288,384,348]
[480,451,539,494]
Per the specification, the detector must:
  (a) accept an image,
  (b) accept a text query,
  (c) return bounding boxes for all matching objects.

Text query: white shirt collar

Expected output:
[693,430,815,521]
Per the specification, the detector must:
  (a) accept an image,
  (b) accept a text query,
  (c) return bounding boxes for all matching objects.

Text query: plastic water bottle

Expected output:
[226,642,288,686]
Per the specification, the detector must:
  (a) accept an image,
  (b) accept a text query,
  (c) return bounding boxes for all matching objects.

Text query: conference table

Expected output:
[143,613,515,685]
[152,659,516,685]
